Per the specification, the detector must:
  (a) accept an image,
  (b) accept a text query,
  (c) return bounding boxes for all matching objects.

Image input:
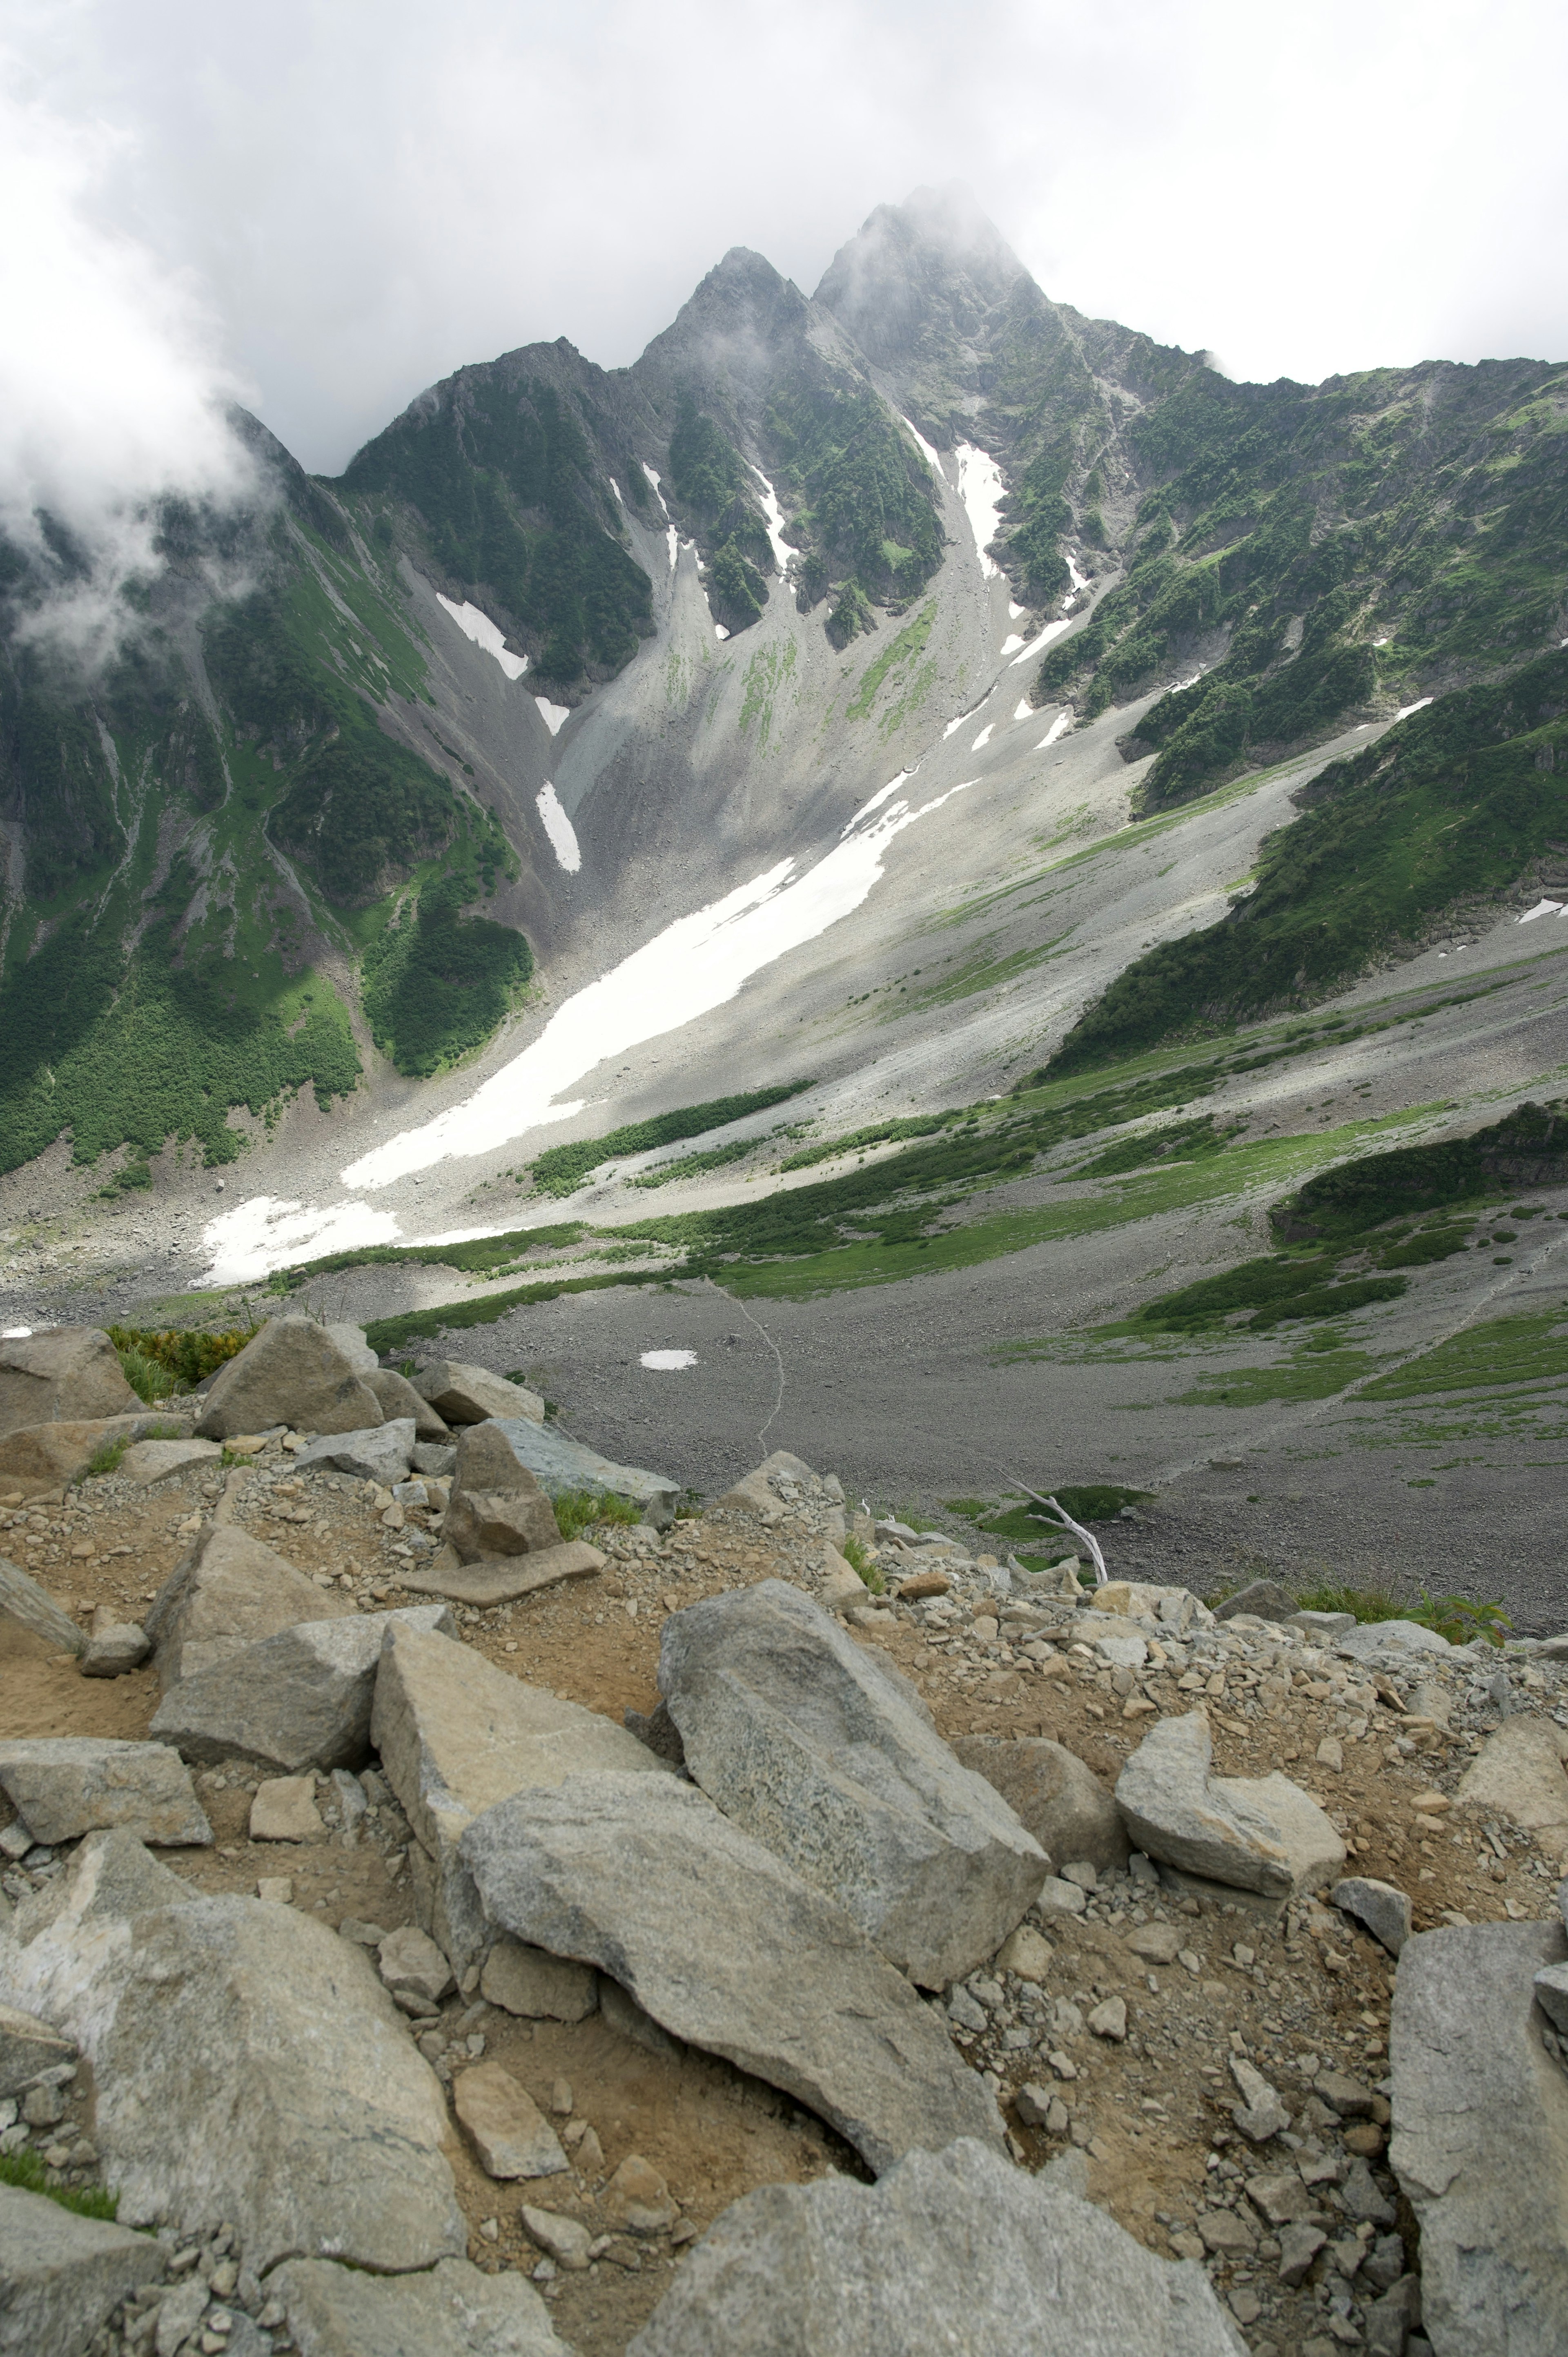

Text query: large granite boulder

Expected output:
[444,1485,563,1563]
[271,2255,570,2356]
[1115,1713,1345,1898]
[480,1415,679,1526]
[0,1328,140,1439]
[414,1361,544,1425]
[658,1581,1046,1986]
[367,1367,450,1441]
[150,1604,454,1773]
[194,1320,384,1441]
[371,1622,668,1968]
[626,2136,1244,2356]
[953,1735,1129,1875]
[146,1524,353,1688]
[461,1771,1006,2175]
[0,2181,167,2357]
[1390,1918,1568,2356]
[1455,1717,1568,1847]
[0,1412,190,1490]
[0,1738,209,1847]
[294,1420,416,1485]
[4,1840,464,2275]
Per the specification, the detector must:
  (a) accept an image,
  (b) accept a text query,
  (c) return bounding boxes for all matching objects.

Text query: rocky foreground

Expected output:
[2,1320,1567,2357]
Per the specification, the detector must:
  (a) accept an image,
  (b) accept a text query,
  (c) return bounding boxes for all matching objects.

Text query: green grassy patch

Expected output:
[0,2150,119,2220]
[847,601,937,720]
[529,1084,813,1198]
[1359,1309,1568,1400]
[363,1271,648,1356]
[1176,1343,1382,1406]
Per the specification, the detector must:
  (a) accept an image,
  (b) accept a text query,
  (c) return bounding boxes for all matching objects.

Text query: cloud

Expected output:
[0,62,255,662]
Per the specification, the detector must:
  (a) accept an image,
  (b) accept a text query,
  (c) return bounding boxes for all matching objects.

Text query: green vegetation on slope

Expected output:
[764,385,942,625]
[1051,654,1568,1071]
[528,1083,815,1197]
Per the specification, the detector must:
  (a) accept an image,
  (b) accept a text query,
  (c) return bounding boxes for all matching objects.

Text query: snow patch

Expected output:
[203,1196,401,1289]
[642,463,670,517]
[1000,633,1024,655]
[1009,600,1026,620]
[536,783,581,874]
[609,478,624,506]
[972,723,994,749]
[944,699,988,739]
[1009,615,1074,667]
[1517,898,1566,925]
[1013,698,1033,721]
[641,1349,697,1370]
[2,1325,32,1339]
[954,443,1004,578]
[666,526,679,572]
[750,465,792,576]
[1037,711,1072,749]
[714,624,730,641]
[536,698,570,736]
[436,595,528,682]
[1395,696,1434,722]
[1064,551,1089,599]
[900,414,942,471]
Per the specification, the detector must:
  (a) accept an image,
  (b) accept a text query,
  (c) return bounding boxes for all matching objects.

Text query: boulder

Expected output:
[79,1610,150,1678]
[270,2256,569,2357]
[0,2181,167,2357]
[0,1414,185,1490]
[1332,1875,1414,1957]
[461,1771,1006,2176]
[414,1361,544,1426]
[451,1420,546,1494]
[194,1319,384,1441]
[294,1419,416,1484]
[0,1554,84,1654]
[624,2134,1245,2357]
[452,2061,568,2179]
[481,1414,679,1526]
[116,1436,222,1486]
[5,1851,465,2275]
[402,1541,604,1609]
[1115,1713,1345,1898]
[718,1448,822,1514]
[1390,1919,1568,2355]
[150,1604,455,1773]
[367,1367,450,1441]
[371,1622,668,1970]
[1288,1609,1356,1638]
[951,1740,1127,1882]
[0,1738,209,1847]
[0,1327,140,1438]
[1533,1960,1568,2033]
[323,1323,378,1373]
[6,1827,190,1943]
[480,1935,598,2022]
[1091,1581,1214,1636]
[1214,1579,1299,1624]
[443,1485,563,1563]
[145,1524,354,1689]
[0,1999,76,2097]
[1455,1717,1568,1845]
[658,1582,1046,1987]
[1336,1619,1453,1663]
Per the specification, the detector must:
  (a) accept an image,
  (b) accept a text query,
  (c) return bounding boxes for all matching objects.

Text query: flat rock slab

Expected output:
[195,1319,385,1441]
[452,2060,568,2179]
[402,1541,604,1609]
[414,1361,545,1426]
[0,1738,210,1847]
[0,1998,76,2097]
[117,1437,222,1486]
[0,1554,84,1653]
[461,1771,1006,2177]
[5,1852,463,2276]
[1390,1918,1568,2356]
[295,1420,416,1484]
[1333,1875,1413,1956]
[371,1622,667,1970]
[1215,1579,1299,1624]
[146,1523,354,1689]
[150,1604,454,1773]
[486,1414,678,1522]
[1116,1713,1344,1898]
[626,2134,1245,2357]
[659,1582,1045,1986]
[1456,1717,1568,1843]
[0,2181,167,2357]
[0,1328,141,1440]
[481,1935,598,2021]
[272,2255,570,2357]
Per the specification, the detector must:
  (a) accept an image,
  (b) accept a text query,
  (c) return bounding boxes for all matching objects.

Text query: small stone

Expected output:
[550,2076,573,2116]
[480,1937,598,2023]
[1331,1876,1413,1957]
[1060,1861,1098,1892]
[1247,2170,1317,2225]
[1230,2057,1289,2141]
[1339,2155,1396,2227]
[1087,1997,1127,2041]
[452,2062,568,2180]
[337,1918,385,1947]
[1316,1737,1344,1772]
[249,1777,324,1844]
[255,1877,293,1905]
[1125,1921,1180,1965]
[1278,2223,1329,2283]
[1198,2208,1258,2256]
[1343,2122,1386,2158]
[22,2083,65,2127]
[1314,2071,1375,2119]
[1037,1875,1087,1917]
[0,2000,76,2098]
[1014,2083,1054,2128]
[520,2204,593,2269]
[994,1926,1053,1980]
[377,1925,455,2008]
[604,2153,678,2234]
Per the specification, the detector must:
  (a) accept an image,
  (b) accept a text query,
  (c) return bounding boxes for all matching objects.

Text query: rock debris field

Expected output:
[2,1320,1568,2356]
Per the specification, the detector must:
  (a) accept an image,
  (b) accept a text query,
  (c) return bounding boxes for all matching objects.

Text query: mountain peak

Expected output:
[813,183,1030,374]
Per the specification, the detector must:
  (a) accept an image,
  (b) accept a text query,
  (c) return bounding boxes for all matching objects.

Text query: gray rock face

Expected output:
[444,1485,563,1563]
[658,1581,1046,1987]
[625,2135,1245,2357]
[0,1553,85,1654]
[194,1319,384,1441]
[1214,1579,1299,1624]
[0,1999,75,2096]
[1455,1717,1568,1840]
[295,1420,416,1484]
[481,1934,599,2021]
[146,1523,354,1688]
[1115,1714,1345,1898]
[0,2181,166,2357]
[0,1738,210,1847]
[1333,1875,1414,1956]
[1390,1919,1568,2356]
[366,1367,450,1440]
[271,2255,570,2357]
[461,1771,1005,2176]
[1336,1619,1453,1663]
[323,1323,379,1373]
[452,1420,546,1494]
[414,1361,545,1426]
[1533,1960,1568,2032]
[150,1604,454,1772]
[485,1415,679,1524]
[116,1436,222,1486]
[4,1864,464,2274]
[0,1327,141,1439]
[403,1541,604,1609]
[953,1735,1129,1875]
[372,1622,667,1970]
[6,1827,190,1945]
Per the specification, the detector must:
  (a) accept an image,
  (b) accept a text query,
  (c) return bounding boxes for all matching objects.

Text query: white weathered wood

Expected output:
[0,1554,84,1652]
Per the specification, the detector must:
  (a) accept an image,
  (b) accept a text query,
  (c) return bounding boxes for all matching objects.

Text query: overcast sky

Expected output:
[4,0,1565,508]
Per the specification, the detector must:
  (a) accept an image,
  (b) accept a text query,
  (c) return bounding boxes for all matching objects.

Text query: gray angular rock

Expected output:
[1336,1619,1453,1663]
[1115,1713,1345,1898]
[657,1581,1047,1986]
[1333,1875,1414,1957]
[414,1360,544,1426]
[953,1735,1128,1875]
[0,2181,166,2357]
[366,1366,450,1440]
[403,1540,605,1609]
[0,1738,209,1846]
[379,1924,454,2007]
[150,1604,454,1773]
[270,2255,570,2357]
[194,1319,384,1441]
[1455,1717,1568,1842]
[461,1771,1006,2176]
[0,1327,141,1440]
[116,1436,223,1486]
[1288,1609,1356,1638]
[1214,1579,1300,1624]
[294,1420,416,1484]
[1339,2154,1396,2227]
[6,1826,190,1946]
[0,1553,84,1654]
[481,1935,599,2021]
[451,1420,547,1494]
[4,1860,464,2274]
[146,1523,354,1689]
[1533,1959,1568,2032]
[444,1485,563,1563]
[80,1609,150,1677]
[482,1414,678,1525]
[323,1322,379,1373]
[1390,1918,1568,2354]
[625,2135,1245,2357]
[371,1621,668,1969]
[0,1999,75,2097]
[452,2060,568,2179]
